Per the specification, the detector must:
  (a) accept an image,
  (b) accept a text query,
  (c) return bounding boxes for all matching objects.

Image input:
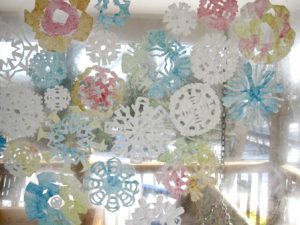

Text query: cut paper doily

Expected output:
[95,0,131,28]
[44,85,71,112]
[25,172,88,225]
[0,84,45,138]
[234,0,296,64]
[197,0,238,31]
[163,2,197,37]
[105,97,175,163]
[169,83,221,137]
[0,21,38,81]
[83,157,139,212]
[126,196,184,225]
[86,28,121,66]
[155,165,190,199]
[47,114,96,164]
[28,51,67,89]
[25,0,93,52]
[72,66,125,112]
[4,139,41,177]
[223,63,283,125]
[191,33,238,85]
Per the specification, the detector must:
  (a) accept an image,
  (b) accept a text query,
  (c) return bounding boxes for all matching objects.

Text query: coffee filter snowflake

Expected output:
[86,28,121,66]
[170,83,221,137]
[47,114,96,164]
[25,172,88,225]
[28,51,67,89]
[4,139,41,177]
[163,2,197,37]
[44,85,71,112]
[0,84,45,138]
[105,97,175,163]
[191,33,239,85]
[83,157,139,212]
[197,0,238,31]
[126,196,184,225]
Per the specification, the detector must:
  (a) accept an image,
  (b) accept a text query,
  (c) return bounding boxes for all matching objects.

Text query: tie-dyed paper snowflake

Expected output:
[191,33,238,85]
[234,0,295,64]
[72,66,125,112]
[197,0,238,31]
[146,30,191,99]
[47,114,96,164]
[28,51,67,90]
[163,2,197,37]
[86,27,121,66]
[105,97,175,162]
[126,196,184,225]
[0,20,38,81]
[0,84,45,138]
[155,165,190,199]
[44,85,71,112]
[169,83,221,137]
[95,0,131,28]
[25,0,93,52]
[25,172,88,225]
[223,63,283,124]
[83,157,139,212]
[4,139,41,177]
[0,135,6,155]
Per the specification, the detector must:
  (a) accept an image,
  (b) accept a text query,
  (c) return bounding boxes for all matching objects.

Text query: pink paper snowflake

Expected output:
[197,0,238,31]
[155,165,190,199]
[78,66,118,111]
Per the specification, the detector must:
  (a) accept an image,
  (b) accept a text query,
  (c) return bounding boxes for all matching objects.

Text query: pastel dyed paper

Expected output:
[0,135,6,154]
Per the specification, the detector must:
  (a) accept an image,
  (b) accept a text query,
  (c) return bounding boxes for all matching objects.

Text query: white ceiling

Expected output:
[0,0,299,15]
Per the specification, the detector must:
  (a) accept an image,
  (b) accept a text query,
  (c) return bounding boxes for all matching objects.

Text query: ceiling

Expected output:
[0,0,299,15]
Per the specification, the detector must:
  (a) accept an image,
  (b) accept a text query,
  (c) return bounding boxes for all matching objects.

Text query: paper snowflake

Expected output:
[169,83,221,137]
[47,114,95,164]
[223,63,283,124]
[25,172,88,225]
[126,196,184,225]
[83,157,139,212]
[86,28,121,66]
[0,135,6,154]
[28,51,67,89]
[25,0,93,52]
[4,139,41,177]
[0,21,38,82]
[95,0,131,28]
[105,97,175,162]
[0,84,45,138]
[234,0,295,63]
[155,165,190,199]
[163,2,197,37]
[197,0,238,31]
[44,85,70,112]
[191,33,238,85]
[72,66,124,111]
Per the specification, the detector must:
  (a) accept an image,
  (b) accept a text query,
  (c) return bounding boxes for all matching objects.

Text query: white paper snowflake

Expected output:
[0,84,45,138]
[169,83,221,137]
[104,97,175,163]
[44,85,70,112]
[163,2,197,37]
[86,28,121,66]
[0,21,38,82]
[191,33,239,85]
[126,196,184,225]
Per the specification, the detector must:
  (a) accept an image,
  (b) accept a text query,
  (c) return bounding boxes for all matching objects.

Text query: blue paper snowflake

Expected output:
[0,135,6,154]
[28,51,67,89]
[223,63,283,124]
[47,114,95,164]
[24,172,70,225]
[146,30,191,99]
[83,157,139,212]
[95,0,131,28]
